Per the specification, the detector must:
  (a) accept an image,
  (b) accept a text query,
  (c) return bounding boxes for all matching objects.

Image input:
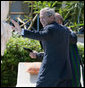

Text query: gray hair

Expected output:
[40,7,55,17]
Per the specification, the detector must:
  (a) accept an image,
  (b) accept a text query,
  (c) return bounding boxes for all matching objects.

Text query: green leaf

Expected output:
[52,1,58,7]
[68,23,84,28]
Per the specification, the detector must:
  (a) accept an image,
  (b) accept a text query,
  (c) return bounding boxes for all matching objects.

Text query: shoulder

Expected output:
[61,25,71,33]
[44,22,59,31]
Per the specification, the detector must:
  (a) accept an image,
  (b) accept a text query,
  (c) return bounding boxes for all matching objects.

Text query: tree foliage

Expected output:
[23,1,84,32]
[1,1,84,87]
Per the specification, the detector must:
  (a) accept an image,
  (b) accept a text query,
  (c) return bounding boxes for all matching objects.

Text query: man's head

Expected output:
[55,13,63,25]
[40,7,55,27]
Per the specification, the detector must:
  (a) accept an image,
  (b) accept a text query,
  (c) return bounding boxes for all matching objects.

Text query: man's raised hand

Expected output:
[29,51,38,59]
[11,19,21,33]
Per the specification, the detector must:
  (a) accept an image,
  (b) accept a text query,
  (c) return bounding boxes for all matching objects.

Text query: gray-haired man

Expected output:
[11,7,76,87]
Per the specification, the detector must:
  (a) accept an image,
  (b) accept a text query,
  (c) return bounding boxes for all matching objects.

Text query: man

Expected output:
[11,7,76,87]
[30,12,81,87]
[55,13,81,87]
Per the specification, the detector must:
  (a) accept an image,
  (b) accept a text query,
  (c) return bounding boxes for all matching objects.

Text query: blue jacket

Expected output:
[22,22,77,87]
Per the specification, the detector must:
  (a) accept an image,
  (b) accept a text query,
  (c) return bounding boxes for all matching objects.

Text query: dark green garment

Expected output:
[69,44,81,87]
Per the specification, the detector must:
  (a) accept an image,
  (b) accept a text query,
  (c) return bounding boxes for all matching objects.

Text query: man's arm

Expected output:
[36,52,44,60]
[69,30,77,44]
[11,19,53,41]
[65,27,77,44]
[21,27,53,41]
[29,52,44,60]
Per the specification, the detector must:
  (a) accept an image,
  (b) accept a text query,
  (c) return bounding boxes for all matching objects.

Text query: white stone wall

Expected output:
[77,34,84,44]
[1,1,12,56]
[16,63,38,87]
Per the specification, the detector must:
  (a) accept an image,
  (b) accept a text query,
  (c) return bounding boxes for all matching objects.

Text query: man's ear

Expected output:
[56,20,59,24]
[58,20,62,24]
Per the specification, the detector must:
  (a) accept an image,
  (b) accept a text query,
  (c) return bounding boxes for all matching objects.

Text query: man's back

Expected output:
[36,22,72,86]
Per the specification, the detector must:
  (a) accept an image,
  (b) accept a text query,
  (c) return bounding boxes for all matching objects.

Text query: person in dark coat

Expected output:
[30,12,81,87]
[55,13,81,87]
[11,7,77,87]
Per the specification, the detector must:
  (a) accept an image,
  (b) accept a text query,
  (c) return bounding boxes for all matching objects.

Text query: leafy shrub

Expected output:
[1,35,84,87]
[1,35,42,87]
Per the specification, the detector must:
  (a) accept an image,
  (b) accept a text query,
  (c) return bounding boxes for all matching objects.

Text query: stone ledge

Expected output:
[16,62,41,87]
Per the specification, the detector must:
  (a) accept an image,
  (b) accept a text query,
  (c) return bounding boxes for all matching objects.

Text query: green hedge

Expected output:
[1,35,84,87]
[1,36,42,87]
[77,42,84,64]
